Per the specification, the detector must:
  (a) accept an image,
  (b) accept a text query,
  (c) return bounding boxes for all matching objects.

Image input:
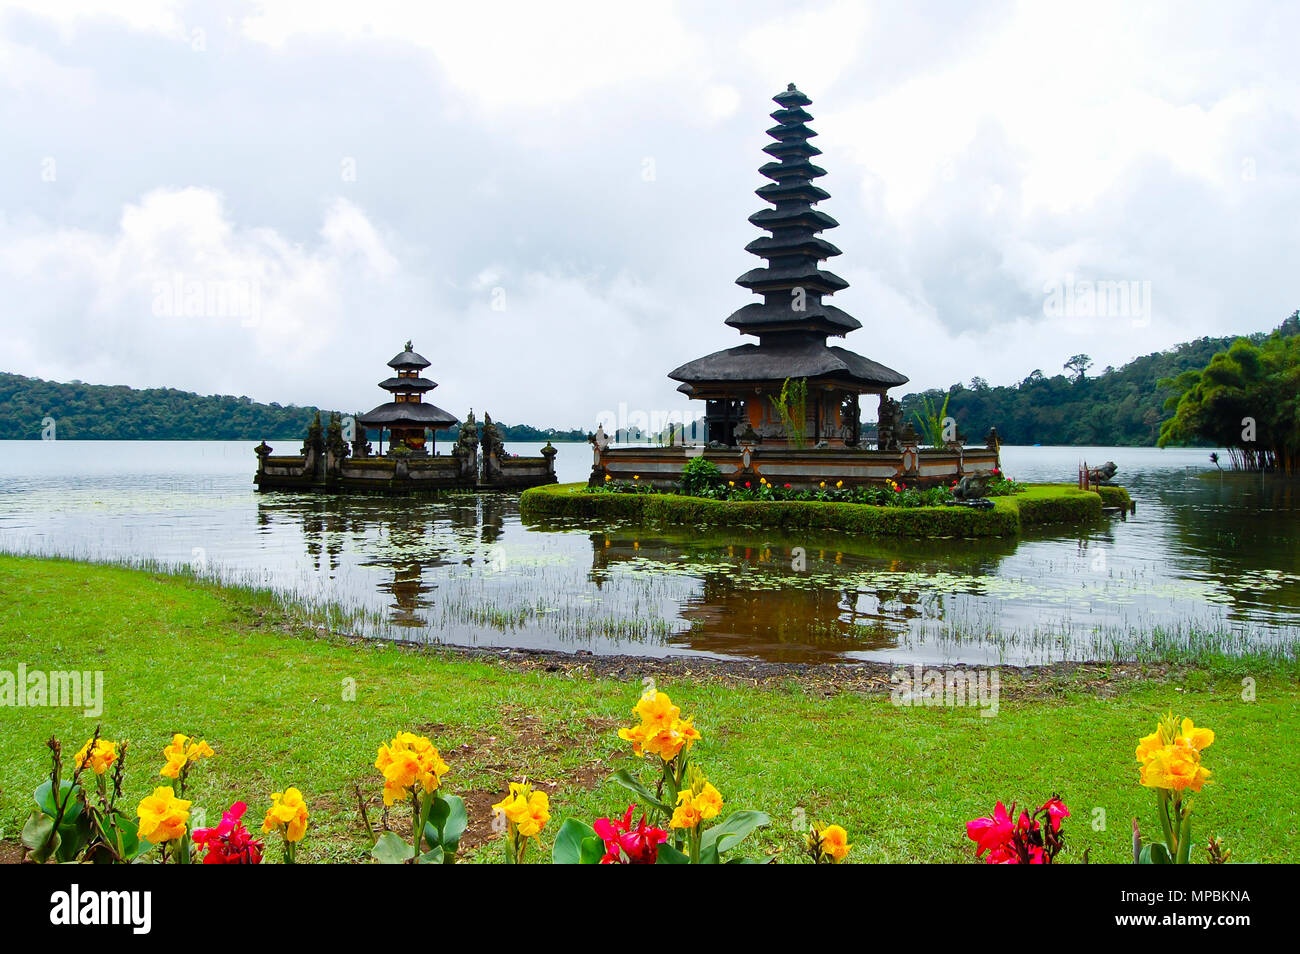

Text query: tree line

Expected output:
[896,315,1298,448]
[1157,313,1300,472]
[0,373,587,442]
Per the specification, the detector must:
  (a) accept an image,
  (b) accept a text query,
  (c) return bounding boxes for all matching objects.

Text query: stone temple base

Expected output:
[591,443,1000,491]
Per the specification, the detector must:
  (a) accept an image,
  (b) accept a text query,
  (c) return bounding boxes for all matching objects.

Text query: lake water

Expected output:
[1,440,1297,665]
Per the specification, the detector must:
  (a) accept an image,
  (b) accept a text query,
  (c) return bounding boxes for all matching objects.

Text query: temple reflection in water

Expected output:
[255,491,1029,663]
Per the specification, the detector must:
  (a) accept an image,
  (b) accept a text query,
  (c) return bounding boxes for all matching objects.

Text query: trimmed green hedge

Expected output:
[519,482,1111,538]
[1094,484,1135,511]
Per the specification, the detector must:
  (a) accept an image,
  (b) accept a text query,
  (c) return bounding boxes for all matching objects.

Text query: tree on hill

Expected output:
[1157,314,1300,472]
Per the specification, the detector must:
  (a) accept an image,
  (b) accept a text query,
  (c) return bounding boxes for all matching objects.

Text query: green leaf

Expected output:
[1175,812,1194,865]
[371,831,415,864]
[34,779,82,823]
[417,845,445,865]
[1138,843,1172,864]
[55,813,91,862]
[427,793,468,855]
[609,769,669,813]
[22,810,61,864]
[655,842,689,864]
[553,818,598,864]
[107,814,143,861]
[579,836,606,865]
[21,810,54,851]
[700,810,770,862]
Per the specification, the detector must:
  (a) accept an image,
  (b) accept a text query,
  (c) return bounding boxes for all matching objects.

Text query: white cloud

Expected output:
[1,0,1297,423]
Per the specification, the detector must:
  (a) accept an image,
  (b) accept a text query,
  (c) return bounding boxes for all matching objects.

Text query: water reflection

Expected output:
[0,441,1298,664]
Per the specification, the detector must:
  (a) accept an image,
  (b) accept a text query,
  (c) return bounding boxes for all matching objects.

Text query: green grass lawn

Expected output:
[1,554,1296,863]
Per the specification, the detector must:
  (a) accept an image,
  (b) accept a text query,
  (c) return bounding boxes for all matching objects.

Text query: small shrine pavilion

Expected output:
[255,341,557,494]
[357,341,458,455]
[669,83,908,447]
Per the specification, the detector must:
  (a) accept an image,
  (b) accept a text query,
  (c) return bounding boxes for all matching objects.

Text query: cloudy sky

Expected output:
[2,1,1297,428]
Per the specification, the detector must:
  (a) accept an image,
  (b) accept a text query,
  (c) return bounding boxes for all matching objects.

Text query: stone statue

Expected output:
[877,396,902,451]
[301,411,324,456]
[1086,461,1119,486]
[454,409,480,457]
[326,412,350,461]
[481,412,506,465]
[453,409,479,480]
[952,473,991,500]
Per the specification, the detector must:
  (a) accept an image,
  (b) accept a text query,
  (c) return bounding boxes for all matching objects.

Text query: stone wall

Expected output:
[591,444,1000,491]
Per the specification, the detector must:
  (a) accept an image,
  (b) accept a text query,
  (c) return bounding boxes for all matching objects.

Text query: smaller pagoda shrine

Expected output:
[253,342,557,494]
[356,341,458,455]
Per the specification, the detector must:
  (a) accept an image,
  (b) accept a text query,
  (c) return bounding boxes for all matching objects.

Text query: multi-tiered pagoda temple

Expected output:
[669,84,907,447]
[590,84,1000,490]
[357,341,458,455]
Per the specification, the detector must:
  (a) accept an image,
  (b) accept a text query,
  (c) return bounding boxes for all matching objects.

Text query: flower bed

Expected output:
[18,694,1226,865]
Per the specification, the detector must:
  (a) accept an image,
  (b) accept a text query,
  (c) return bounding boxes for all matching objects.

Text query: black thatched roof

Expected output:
[670,339,907,393]
[357,401,458,428]
[388,346,431,370]
[378,376,437,393]
[668,83,909,395]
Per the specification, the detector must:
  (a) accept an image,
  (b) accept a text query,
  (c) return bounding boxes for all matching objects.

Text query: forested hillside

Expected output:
[0,373,587,441]
[896,315,1298,446]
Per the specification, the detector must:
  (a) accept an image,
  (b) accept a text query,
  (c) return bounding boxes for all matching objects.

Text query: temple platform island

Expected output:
[254,342,557,494]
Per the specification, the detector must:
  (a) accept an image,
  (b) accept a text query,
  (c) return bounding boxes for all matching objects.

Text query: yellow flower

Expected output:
[262,787,310,842]
[669,790,703,830]
[136,786,191,844]
[670,777,722,828]
[1135,728,1164,764]
[1177,718,1214,752]
[694,782,723,820]
[375,732,450,806]
[1135,713,1214,793]
[818,824,852,862]
[835,480,843,488]
[618,691,701,762]
[160,733,214,779]
[633,475,640,480]
[1141,745,1212,792]
[728,480,735,487]
[492,781,550,838]
[604,474,611,482]
[74,738,118,775]
[819,481,826,488]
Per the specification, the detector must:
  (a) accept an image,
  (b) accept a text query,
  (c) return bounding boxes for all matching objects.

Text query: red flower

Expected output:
[593,804,668,864]
[784,483,791,489]
[1041,796,1070,832]
[966,796,1069,864]
[965,800,1014,858]
[192,801,264,864]
[745,481,751,488]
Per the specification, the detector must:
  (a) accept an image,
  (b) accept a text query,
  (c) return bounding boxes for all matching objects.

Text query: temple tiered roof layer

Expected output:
[357,343,457,432]
[669,84,907,398]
